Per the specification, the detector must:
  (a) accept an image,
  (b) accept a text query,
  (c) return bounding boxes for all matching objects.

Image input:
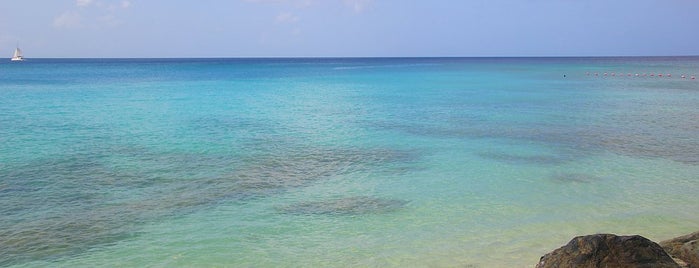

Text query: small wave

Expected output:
[333,63,441,70]
[277,196,408,215]
[549,172,603,183]
[477,152,571,165]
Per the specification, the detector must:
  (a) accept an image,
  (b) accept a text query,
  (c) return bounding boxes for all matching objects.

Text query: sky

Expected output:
[2,0,699,58]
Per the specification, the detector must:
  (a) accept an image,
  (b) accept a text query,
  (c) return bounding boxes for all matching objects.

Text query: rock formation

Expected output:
[660,231,699,268]
[536,234,679,268]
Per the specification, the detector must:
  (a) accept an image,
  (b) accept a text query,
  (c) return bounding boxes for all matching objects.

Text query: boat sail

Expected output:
[11,47,24,61]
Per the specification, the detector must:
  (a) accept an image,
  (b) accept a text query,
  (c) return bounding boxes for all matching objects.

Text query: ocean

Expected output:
[1,57,698,267]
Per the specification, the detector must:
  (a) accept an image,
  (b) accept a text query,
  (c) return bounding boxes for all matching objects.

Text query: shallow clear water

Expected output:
[1,57,698,267]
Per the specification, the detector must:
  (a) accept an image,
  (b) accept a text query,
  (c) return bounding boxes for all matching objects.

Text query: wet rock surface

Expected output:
[660,231,699,268]
[536,234,679,268]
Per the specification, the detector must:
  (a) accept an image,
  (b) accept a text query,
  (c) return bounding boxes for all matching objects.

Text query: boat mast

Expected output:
[11,43,24,61]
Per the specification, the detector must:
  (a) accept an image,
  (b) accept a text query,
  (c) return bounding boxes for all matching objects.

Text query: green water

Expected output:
[1,58,698,267]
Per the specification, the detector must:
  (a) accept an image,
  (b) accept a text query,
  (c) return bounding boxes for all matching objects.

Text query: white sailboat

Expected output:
[11,47,25,61]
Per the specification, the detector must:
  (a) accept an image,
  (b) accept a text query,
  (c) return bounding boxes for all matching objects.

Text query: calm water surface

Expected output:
[1,57,698,267]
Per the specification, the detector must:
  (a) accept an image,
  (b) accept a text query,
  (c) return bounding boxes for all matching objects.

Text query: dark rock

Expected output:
[660,231,699,268]
[679,240,699,267]
[536,234,680,268]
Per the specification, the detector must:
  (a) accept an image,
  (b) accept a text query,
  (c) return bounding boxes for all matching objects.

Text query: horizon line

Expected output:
[9,55,699,60]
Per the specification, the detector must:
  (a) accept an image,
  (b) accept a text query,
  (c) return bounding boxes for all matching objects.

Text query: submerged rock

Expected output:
[536,234,679,268]
[660,231,699,268]
[278,196,408,216]
[0,145,420,266]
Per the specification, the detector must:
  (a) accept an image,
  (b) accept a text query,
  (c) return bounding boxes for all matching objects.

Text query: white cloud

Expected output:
[54,0,131,30]
[295,0,312,7]
[243,0,370,11]
[243,0,313,8]
[276,12,299,23]
[53,11,82,28]
[343,0,372,12]
[76,0,94,7]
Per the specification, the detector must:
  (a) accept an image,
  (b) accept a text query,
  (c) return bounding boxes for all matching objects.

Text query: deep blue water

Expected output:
[1,57,698,267]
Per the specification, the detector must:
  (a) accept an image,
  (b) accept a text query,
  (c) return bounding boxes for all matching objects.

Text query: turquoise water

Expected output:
[1,57,698,267]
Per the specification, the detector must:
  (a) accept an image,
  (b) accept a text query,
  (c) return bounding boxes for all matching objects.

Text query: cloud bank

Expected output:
[53,0,132,29]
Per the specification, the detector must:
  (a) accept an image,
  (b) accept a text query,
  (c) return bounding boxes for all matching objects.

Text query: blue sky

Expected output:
[3,0,699,58]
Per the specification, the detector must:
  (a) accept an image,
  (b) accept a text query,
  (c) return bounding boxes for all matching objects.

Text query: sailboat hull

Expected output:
[11,47,24,61]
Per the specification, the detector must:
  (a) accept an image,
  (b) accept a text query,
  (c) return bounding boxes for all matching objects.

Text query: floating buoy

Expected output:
[692,76,696,80]
[604,72,608,76]
[627,73,632,77]
[667,74,671,77]
[595,73,599,76]
[681,75,686,79]
[635,73,639,77]
[658,74,663,77]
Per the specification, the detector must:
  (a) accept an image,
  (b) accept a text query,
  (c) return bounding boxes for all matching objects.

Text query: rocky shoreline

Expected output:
[536,231,699,268]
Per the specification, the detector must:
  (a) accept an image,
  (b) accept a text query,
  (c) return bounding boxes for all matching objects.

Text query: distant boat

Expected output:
[11,47,25,61]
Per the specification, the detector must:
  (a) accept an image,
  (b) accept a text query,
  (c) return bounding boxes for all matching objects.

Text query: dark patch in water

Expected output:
[477,152,570,165]
[0,207,143,266]
[278,196,408,215]
[0,145,421,265]
[0,154,156,266]
[370,104,699,166]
